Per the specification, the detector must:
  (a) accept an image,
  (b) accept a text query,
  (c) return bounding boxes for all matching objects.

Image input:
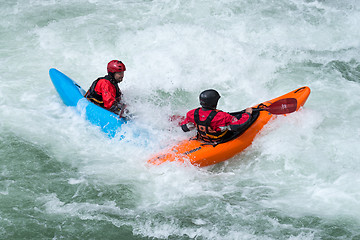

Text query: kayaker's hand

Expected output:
[109,102,123,115]
[219,125,231,132]
[181,122,195,132]
[245,108,253,114]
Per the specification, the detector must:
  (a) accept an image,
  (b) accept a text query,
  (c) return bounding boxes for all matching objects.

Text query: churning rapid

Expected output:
[1,0,360,239]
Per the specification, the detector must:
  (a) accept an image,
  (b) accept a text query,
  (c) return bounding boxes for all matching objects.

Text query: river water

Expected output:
[1,0,360,239]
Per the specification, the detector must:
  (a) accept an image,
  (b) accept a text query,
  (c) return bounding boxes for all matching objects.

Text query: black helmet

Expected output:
[199,89,221,109]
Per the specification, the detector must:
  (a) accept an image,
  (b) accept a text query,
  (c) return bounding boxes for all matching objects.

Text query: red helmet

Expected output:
[107,60,126,73]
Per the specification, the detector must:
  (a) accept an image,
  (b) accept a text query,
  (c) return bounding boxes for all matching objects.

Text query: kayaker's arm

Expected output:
[219,108,252,132]
[219,116,249,131]
[180,110,197,132]
[109,102,127,117]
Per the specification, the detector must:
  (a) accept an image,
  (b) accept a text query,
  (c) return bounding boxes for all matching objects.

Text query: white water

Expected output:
[1,0,360,239]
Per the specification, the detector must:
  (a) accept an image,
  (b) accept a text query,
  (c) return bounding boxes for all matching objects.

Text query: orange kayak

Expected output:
[148,86,311,167]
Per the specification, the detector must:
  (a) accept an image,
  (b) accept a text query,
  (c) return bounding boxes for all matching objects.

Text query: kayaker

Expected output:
[85,60,126,116]
[180,89,253,142]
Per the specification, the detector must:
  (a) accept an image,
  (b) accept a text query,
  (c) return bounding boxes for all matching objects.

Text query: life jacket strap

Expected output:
[194,108,228,142]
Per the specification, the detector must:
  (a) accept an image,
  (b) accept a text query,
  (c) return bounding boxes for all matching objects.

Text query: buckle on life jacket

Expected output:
[197,131,229,147]
[87,97,103,105]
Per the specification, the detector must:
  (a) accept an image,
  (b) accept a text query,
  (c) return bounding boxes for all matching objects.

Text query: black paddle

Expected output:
[252,98,297,115]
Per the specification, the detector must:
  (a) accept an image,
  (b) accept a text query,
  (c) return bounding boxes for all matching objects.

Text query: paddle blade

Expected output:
[266,98,298,115]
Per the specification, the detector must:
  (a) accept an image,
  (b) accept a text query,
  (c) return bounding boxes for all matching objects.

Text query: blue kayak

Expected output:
[49,68,127,138]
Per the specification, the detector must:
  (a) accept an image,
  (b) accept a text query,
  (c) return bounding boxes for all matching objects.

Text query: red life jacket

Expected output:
[193,108,229,142]
[85,75,121,108]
